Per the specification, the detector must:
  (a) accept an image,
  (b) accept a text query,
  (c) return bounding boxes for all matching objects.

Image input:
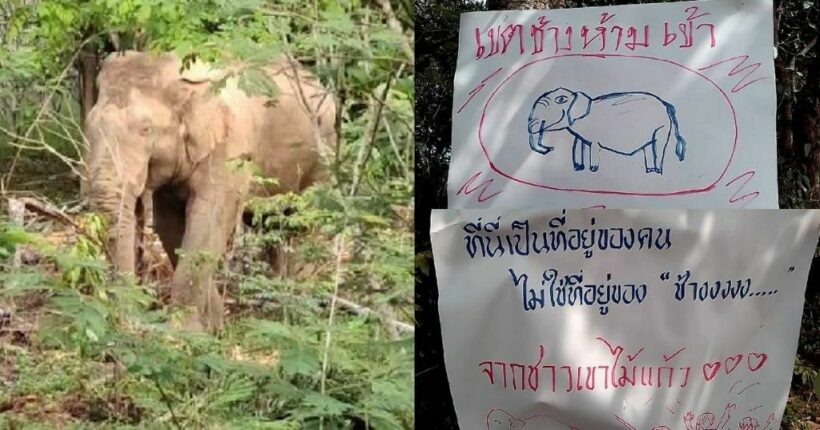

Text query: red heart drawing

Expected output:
[724,354,743,374]
[747,353,768,372]
[702,361,721,381]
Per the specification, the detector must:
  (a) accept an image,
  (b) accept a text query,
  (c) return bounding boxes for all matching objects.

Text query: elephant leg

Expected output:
[170,176,249,331]
[134,197,146,278]
[589,142,600,172]
[648,141,661,174]
[649,125,666,174]
[572,138,584,171]
[140,191,154,232]
[643,146,655,173]
[658,124,673,173]
[152,185,187,267]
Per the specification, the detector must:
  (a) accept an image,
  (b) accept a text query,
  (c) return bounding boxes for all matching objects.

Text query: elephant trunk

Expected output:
[528,119,553,155]
[87,170,142,274]
[85,136,148,274]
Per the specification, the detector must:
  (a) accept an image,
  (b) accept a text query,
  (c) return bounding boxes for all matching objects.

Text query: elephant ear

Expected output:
[567,91,592,125]
[182,98,232,164]
[182,96,255,166]
[173,71,254,166]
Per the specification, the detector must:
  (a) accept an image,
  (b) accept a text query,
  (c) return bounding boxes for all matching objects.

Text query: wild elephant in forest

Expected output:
[83,51,336,330]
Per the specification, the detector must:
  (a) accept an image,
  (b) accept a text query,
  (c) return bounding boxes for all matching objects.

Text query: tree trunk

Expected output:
[78,43,99,127]
[796,36,820,201]
[77,34,99,197]
[774,5,794,157]
[486,0,565,10]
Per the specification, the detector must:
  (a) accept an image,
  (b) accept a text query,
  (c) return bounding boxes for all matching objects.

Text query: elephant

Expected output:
[83,51,336,330]
[526,87,686,174]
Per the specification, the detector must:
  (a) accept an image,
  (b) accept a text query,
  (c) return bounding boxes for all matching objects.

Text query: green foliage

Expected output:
[1,0,414,198]
[794,358,820,397]
[0,0,412,428]
[0,187,413,429]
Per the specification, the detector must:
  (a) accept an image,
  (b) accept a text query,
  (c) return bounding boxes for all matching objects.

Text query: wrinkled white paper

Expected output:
[431,209,820,429]
[449,0,777,209]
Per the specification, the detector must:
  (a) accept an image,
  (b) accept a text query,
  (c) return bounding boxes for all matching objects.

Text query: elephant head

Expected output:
[527,88,592,154]
[83,52,226,273]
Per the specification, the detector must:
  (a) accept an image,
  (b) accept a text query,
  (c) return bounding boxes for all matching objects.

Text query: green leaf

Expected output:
[248,319,293,339]
[814,372,820,397]
[301,392,353,417]
[209,375,257,410]
[279,347,319,377]
[136,4,152,23]
[237,67,279,99]
[415,251,432,277]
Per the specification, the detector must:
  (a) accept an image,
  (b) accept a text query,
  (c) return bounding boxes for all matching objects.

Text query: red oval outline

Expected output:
[478,53,738,196]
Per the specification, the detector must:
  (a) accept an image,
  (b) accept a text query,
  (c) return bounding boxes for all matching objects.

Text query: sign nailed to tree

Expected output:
[448,0,777,209]
[430,209,820,429]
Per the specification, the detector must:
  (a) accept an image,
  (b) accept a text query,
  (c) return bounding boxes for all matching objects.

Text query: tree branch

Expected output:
[349,65,401,195]
[372,0,413,62]
[1,33,102,193]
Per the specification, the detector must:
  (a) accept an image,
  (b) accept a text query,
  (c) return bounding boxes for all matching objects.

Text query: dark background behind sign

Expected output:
[414,0,820,428]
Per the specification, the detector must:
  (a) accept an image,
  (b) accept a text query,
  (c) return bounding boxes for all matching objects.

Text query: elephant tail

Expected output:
[666,103,686,161]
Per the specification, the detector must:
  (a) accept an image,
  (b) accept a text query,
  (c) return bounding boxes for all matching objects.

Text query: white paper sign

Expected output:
[431,209,820,429]
[449,0,777,209]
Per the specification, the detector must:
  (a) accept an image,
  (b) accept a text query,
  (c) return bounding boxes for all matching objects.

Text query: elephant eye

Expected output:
[555,95,569,104]
[138,125,152,136]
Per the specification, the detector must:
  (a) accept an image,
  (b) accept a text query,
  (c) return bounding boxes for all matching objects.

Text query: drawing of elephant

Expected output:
[526,88,687,174]
[683,403,735,430]
[486,409,580,430]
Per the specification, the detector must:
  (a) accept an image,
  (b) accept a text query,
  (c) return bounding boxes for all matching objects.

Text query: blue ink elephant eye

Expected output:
[554,95,569,104]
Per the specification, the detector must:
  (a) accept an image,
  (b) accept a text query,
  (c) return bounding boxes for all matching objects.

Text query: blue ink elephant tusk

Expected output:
[526,87,687,174]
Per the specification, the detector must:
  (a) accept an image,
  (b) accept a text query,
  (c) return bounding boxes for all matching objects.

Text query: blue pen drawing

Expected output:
[526,88,687,174]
